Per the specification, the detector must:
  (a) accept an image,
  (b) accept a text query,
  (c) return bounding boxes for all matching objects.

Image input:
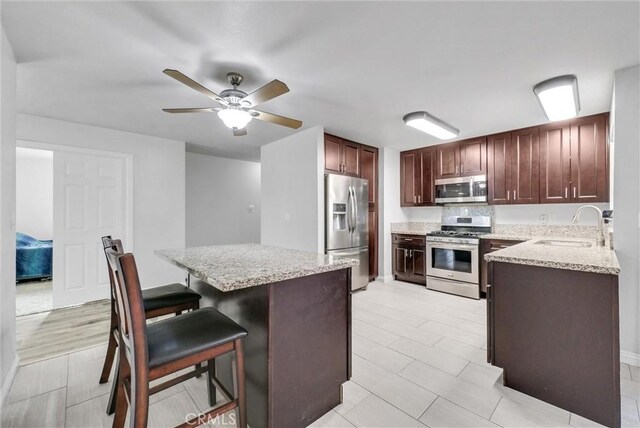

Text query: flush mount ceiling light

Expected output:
[217,108,252,130]
[533,75,580,122]
[403,111,459,140]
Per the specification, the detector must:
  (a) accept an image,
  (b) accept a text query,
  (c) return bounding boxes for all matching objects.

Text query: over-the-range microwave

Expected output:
[434,175,488,204]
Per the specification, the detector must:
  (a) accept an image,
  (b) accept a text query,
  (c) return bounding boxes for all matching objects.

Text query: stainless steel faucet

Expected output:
[571,205,606,247]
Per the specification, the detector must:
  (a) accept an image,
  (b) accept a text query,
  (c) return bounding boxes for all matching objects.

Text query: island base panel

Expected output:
[191,268,351,428]
[491,262,620,428]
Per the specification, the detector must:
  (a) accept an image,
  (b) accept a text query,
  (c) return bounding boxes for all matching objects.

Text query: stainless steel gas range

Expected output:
[426,215,491,299]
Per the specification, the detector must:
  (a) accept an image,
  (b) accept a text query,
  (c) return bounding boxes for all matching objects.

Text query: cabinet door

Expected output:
[411,249,426,282]
[570,114,608,202]
[418,148,435,205]
[487,133,512,205]
[400,151,418,206]
[325,135,343,174]
[436,142,460,179]
[360,146,377,205]
[511,127,540,204]
[342,141,360,177]
[459,137,487,177]
[539,124,571,204]
[393,246,409,277]
[368,210,377,279]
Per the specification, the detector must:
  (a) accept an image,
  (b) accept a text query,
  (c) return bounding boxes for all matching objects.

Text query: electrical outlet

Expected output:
[540,214,548,224]
[284,212,291,222]
[548,213,557,223]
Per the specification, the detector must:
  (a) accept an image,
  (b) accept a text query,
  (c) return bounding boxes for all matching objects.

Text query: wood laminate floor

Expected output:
[4,281,640,427]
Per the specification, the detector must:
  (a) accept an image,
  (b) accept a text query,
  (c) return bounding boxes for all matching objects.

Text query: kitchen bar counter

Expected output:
[157,244,355,428]
[156,243,357,292]
[484,237,620,275]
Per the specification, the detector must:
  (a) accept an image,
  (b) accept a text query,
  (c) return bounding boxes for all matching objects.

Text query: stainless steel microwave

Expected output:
[434,175,488,204]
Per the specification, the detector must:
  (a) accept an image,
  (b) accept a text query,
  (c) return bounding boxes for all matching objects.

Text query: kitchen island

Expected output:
[156,244,357,428]
[486,239,621,428]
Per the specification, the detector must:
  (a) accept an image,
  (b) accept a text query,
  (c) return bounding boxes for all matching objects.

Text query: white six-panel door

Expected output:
[52,151,127,308]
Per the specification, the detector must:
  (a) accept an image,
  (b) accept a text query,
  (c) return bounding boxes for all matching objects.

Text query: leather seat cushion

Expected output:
[141,283,201,312]
[146,308,248,368]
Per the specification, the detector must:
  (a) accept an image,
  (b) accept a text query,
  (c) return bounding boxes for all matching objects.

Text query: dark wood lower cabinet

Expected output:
[479,238,524,293]
[392,234,426,285]
[487,262,620,428]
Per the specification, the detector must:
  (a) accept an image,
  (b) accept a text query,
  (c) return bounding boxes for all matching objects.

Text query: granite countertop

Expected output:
[156,244,358,292]
[390,222,440,235]
[484,237,620,275]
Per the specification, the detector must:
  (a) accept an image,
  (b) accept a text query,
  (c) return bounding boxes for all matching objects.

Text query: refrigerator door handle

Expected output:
[346,186,353,233]
[352,187,358,235]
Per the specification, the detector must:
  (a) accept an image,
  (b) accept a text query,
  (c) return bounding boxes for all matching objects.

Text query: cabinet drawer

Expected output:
[392,234,426,246]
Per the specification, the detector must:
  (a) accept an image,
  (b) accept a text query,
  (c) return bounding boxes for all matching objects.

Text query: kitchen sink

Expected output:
[535,239,593,248]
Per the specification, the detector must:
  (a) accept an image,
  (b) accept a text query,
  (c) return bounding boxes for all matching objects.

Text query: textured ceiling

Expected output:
[3,1,639,161]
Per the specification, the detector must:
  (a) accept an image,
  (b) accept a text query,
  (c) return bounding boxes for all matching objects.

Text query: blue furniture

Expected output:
[16,232,52,281]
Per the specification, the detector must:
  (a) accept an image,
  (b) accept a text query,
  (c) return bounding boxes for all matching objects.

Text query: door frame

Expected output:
[17,139,134,269]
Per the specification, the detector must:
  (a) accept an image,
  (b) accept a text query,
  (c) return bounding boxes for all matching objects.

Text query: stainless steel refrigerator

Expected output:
[325,174,369,291]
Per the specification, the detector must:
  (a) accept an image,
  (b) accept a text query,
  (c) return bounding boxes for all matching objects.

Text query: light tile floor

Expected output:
[2,281,639,427]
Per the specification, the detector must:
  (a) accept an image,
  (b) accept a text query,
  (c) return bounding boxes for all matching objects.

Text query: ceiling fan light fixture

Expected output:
[217,108,252,129]
[403,111,459,140]
[533,75,580,122]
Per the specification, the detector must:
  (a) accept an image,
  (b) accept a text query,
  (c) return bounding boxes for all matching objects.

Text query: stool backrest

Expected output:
[104,248,150,426]
[101,236,124,297]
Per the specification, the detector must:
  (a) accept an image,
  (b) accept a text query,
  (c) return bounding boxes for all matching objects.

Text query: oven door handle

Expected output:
[427,243,478,251]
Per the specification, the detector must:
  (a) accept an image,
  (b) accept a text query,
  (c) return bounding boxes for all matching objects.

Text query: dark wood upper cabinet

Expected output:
[570,115,608,203]
[510,127,539,204]
[539,124,571,204]
[436,142,460,179]
[487,133,512,205]
[459,137,487,177]
[400,150,419,206]
[324,135,342,174]
[402,112,608,207]
[418,148,435,206]
[539,113,607,204]
[324,133,359,176]
[359,145,377,205]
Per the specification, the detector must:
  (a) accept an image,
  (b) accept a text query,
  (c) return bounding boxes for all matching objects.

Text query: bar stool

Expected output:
[105,246,248,428]
[100,236,202,414]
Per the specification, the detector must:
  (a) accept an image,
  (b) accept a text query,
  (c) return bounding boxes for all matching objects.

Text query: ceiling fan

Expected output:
[162,69,303,136]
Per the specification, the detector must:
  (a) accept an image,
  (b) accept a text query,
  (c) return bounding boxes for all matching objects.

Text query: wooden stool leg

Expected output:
[106,352,120,415]
[111,353,129,428]
[206,359,216,407]
[100,309,118,383]
[235,339,247,428]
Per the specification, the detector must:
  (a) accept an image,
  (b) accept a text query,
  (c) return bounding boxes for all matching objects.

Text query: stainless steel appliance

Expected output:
[426,215,491,299]
[325,174,369,291]
[435,175,488,204]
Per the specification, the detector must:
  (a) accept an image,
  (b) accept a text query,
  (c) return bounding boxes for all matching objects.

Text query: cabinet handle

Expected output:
[456,165,459,174]
[417,195,421,204]
[413,195,417,203]
[513,190,516,200]
[573,187,577,199]
[507,191,510,201]
[461,163,464,174]
[565,187,568,198]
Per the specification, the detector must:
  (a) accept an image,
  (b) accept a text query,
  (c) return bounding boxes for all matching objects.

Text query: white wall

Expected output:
[0,24,17,403]
[261,126,324,253]
[377,147,408,281]
[15,148,53,240]
[17,114,186,288]
[186,152,260,247]
[612,64,640,362]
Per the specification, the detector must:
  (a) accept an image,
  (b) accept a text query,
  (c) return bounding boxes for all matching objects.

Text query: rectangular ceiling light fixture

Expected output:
[403,111,459,140]
[533,75,580,121]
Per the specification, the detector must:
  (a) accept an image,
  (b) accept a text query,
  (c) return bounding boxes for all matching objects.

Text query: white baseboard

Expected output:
[375,275,394,283]
[621,350,640,367]
[1,355,19,406]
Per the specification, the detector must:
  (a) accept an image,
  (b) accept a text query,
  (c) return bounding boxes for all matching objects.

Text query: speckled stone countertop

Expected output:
[156,244,358,292]
[390,222,440,235]
[485,238,620,275]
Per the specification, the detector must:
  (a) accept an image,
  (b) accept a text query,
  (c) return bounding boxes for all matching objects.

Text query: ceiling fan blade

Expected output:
[162,107,219,113]
[251,109,303,129]
[243,80,289,107]
[233,128,248,137]
[163,69,227,105]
